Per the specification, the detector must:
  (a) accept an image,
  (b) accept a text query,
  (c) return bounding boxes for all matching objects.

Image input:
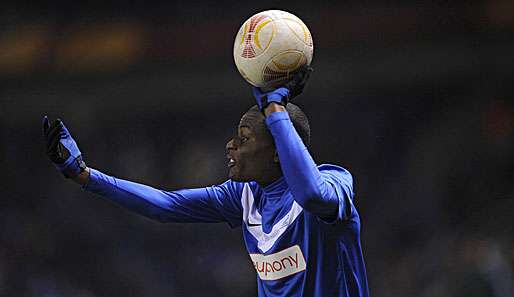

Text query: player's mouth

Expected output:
[227,155,236,168]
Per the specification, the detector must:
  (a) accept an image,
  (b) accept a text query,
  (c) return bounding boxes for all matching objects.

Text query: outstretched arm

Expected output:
[83,168,243,225]
[42,117,243,226]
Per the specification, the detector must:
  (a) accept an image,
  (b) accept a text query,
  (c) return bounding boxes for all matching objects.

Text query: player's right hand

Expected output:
[284,65,313,100]
[42,116,86,178]
[252,65,313,111]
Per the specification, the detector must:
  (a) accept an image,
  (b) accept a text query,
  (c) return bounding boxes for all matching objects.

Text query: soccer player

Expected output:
[42,68,370,297]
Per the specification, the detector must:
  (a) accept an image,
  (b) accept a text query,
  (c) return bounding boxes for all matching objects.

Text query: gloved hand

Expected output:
[42,116,86,178]
[252,65,313,111]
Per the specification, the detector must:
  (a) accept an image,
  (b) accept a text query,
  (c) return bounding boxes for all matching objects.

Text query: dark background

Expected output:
[1,1,513,296]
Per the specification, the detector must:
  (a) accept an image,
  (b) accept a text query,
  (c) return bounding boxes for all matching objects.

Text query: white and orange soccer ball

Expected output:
[233,10,314,90]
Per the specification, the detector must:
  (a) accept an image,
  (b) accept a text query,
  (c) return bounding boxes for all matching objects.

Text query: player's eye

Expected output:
[233,135,247,146]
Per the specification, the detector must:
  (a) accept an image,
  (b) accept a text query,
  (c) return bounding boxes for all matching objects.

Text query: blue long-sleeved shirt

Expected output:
[84,111,370,297]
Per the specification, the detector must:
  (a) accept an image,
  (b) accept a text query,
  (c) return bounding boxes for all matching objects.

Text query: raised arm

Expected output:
[264,104,343,220]
[251,67,353,221]
[42,117,243,226]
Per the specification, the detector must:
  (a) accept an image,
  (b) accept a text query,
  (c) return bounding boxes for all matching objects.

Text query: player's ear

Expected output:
[273,150,280,163]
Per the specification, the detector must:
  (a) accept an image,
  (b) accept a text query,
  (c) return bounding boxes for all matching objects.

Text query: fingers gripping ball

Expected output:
[42,116,86,178]
[252,65,313,111]
[284,65,313,99]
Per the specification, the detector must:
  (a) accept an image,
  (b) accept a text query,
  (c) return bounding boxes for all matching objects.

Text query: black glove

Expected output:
[252,65,313,110]
[284,65,313,100]
[42,116,86,178]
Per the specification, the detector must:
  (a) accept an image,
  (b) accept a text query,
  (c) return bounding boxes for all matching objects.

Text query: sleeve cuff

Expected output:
[82,168,100,191]
[265,111,291,127]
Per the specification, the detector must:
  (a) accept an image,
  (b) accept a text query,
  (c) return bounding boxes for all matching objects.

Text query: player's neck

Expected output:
[255,168,283,188]
[261,175,287,197]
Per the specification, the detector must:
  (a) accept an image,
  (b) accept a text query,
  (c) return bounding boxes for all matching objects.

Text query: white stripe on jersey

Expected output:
[241,184,303,253]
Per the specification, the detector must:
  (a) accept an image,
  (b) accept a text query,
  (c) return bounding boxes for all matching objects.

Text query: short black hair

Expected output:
[247,103,311,146]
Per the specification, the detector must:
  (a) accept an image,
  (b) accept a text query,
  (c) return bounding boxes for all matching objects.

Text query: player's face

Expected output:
[226,110,280,185]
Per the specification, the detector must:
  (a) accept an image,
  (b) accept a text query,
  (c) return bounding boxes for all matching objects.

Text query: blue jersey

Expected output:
[84,111,370,297]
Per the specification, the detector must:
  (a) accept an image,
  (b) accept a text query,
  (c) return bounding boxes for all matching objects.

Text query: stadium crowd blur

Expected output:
[1,1,512,296]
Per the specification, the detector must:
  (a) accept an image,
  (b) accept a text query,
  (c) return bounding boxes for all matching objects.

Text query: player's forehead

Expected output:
[238,110,265,132]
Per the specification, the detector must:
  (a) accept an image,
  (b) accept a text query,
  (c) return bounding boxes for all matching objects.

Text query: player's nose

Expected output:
[226,139,236,152]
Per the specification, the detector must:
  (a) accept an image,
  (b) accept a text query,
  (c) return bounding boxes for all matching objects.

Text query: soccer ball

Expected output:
[233,10,314,90]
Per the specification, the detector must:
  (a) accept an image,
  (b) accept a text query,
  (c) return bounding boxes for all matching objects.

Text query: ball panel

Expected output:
[262,50,307,88]
[271,50,304,71]
[239,23,247,46]
[237,67,257,86]
[282,18,313,47]
[254,20,274,51]
[239,14,273,58]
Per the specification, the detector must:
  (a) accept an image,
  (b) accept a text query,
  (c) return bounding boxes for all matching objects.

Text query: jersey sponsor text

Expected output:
[249,245,306,280]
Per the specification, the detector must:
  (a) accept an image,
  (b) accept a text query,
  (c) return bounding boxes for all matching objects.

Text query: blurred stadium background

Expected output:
[1,1,513,296]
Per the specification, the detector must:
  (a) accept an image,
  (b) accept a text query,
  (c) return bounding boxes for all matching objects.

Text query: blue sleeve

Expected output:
[265,111,353,221]
[83,168,243,227]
